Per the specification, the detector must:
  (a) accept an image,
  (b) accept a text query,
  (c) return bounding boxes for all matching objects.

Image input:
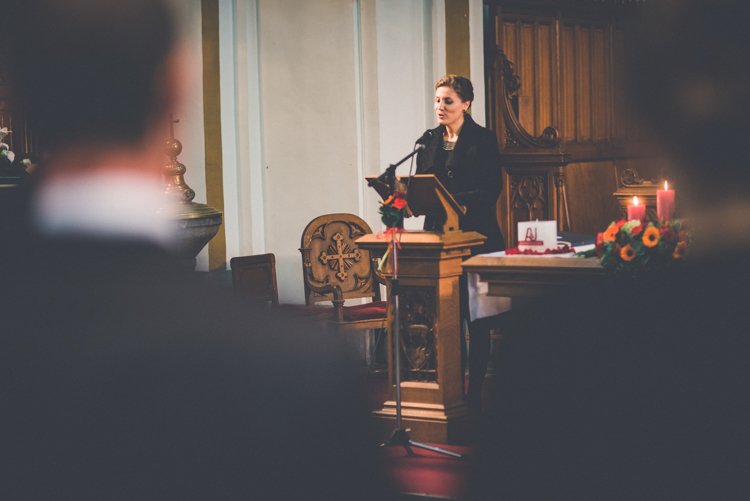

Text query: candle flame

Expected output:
[665,180,669,190]
[633,196,639,206]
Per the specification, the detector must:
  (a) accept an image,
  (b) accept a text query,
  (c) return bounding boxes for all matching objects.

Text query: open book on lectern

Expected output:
[365,174,467,233]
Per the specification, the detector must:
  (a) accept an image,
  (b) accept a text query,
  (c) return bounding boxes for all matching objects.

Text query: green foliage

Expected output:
[379,203,404,229]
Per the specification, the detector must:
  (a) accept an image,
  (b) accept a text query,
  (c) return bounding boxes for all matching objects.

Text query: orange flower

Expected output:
[673,241,689,260]
[642,226,660,247]
[620,244,636,261]
[381,195,394,206]
[392,191,407,209]
[603,224,619,243]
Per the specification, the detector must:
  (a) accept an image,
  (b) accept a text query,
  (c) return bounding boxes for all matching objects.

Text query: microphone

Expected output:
[415,130,434,148]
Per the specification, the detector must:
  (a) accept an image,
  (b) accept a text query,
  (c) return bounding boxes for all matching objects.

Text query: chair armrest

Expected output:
[371,256,387,286]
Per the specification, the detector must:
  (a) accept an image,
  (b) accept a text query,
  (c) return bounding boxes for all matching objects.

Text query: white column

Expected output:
[469,0,486,127]
[220,0,266,263]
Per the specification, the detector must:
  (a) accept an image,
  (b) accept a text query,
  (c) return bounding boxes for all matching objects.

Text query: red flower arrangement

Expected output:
[578,217,692,277]
[379,191,407,228]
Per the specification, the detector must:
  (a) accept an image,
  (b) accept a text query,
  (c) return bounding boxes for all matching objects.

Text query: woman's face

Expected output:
[435,86,469,129]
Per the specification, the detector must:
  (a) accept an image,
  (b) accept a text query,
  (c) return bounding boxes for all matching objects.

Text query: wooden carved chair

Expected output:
[230,253,280,307]
[299,214,387,337]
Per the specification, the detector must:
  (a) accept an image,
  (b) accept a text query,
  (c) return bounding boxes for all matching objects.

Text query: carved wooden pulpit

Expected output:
[358,175,485,445]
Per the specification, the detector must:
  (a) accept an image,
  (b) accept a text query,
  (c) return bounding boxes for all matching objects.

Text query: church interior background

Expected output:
[1,0,649,304]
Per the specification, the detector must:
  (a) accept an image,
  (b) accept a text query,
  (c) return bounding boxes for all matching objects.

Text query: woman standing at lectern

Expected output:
[416,75,505,408]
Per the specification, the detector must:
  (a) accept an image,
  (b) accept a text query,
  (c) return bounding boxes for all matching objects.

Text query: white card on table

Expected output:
[517,220,557,252]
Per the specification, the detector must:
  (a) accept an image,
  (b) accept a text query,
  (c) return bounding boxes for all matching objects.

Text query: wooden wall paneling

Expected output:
[607,23,615,143]
[503,21,516,68]
[485,2,646,243]
[553,16,562,135]
[536,22,554,139]
[533,21,540,137]
[592,27,608,142]
[485,7,501,135]
[505,168,550,246]
[577,24,592,142]
[563,160,621,235]
[494,7,502,47]
[611,27,626,141]
[519,21,534,132]
[562,25,576,142]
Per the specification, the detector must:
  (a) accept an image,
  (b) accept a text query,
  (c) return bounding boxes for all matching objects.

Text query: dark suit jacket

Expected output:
[416,114,504,255]
[0,194,392,500]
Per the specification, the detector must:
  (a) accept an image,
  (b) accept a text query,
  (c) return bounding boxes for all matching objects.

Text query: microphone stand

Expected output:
[367,145,422,193]
[374,145,469,461]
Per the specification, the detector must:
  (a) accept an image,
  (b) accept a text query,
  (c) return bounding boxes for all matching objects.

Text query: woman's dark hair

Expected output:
[436,75,474,106]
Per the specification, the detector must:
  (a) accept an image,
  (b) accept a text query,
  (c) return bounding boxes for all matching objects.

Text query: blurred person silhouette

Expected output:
[0,1,391,499]
[472,0,750,499]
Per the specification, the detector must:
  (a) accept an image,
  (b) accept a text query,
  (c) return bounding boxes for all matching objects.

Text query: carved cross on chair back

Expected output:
[318,232,363,282]
[299,213,387,337]
[300,214,381,306]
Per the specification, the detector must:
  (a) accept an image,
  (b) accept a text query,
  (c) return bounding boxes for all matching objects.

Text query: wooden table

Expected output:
[461,254,602,298]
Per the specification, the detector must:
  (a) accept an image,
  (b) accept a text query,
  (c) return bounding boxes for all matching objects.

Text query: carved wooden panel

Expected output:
[510,173,548,223]
[487,1,644,241]
[501,18,556,139]
[300,214,380,305]
[398,287,437,383]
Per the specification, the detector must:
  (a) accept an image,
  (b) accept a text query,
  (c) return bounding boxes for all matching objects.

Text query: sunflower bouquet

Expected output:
[577,217,691,278]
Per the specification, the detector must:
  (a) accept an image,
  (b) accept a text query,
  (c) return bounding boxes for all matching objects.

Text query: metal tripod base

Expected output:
[380,428,470,460]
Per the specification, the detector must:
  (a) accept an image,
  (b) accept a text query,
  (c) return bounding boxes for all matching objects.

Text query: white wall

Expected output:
[176,0,489,301]
[258,0,362,303]
[372,0,444,232]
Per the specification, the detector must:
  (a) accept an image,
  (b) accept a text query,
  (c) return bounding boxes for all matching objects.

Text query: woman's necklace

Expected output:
[441,125,461,178]
[442,124,462,146]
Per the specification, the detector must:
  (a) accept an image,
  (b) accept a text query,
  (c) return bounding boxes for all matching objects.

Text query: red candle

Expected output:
[627,196,646,221]
[657,181,675,221]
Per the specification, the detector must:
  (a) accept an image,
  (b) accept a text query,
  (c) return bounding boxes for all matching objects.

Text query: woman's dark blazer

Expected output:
[416,113,505,255]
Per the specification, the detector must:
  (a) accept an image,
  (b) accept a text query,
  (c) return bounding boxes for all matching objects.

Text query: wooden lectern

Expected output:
[357,175,486,445]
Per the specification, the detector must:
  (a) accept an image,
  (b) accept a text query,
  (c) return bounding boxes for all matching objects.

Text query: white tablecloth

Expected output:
[467,244,596,321]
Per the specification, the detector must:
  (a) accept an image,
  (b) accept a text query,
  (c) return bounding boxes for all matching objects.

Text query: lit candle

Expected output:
[657,180,675,221]
[627,196,646,221]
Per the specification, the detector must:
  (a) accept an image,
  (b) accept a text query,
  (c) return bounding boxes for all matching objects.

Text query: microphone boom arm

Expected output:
[368,144,424,195]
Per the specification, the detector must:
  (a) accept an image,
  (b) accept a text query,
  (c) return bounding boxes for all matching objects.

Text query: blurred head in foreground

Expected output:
[5,0,191,246]
[2,5,390,500]
[8,0,180,155]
